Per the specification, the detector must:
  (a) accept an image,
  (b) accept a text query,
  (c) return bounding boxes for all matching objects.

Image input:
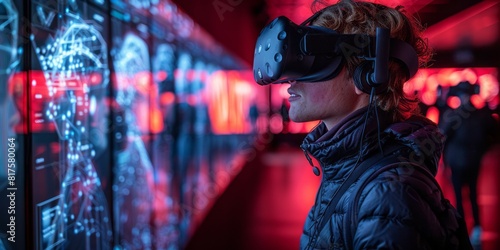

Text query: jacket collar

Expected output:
[301,106,394,165]
[301,106,444,177]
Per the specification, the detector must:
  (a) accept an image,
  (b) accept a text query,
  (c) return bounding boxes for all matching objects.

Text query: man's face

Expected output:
[286,69,366,129]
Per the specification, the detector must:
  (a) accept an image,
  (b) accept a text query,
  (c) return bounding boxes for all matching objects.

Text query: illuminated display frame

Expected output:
[1,0,266,249]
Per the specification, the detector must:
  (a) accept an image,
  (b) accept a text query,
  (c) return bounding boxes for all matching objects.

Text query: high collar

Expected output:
[300,106,445,178]
[301,106,394,166]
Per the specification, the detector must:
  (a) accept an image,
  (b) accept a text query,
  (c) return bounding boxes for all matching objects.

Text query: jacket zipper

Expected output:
[302,146,321,176]
[301,145,325,249]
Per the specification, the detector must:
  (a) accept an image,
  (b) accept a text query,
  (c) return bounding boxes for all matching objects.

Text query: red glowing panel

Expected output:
[12,71,64,133]
[287,122,303,134]
[207,70,230,134]
[90,72,103,85]
[461,68,478,86]
[421,91,437,106]
[227,70,254,134]
[470,94,485,109]
[478,74,500,102]
[150,108,164,133]
[155,71,168,82]
[403,69,428,95]
[424,1,499,50]
[447,96,461,109]
[405,67,499,109]
[160,92,175,105]
[425,106,440,124]
[135,71,152,95]
[205,69,264,135]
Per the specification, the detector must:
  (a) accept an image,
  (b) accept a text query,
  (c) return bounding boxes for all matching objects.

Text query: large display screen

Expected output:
[29,0,113,249]
[1,0,24,249]
[0,0,268,249]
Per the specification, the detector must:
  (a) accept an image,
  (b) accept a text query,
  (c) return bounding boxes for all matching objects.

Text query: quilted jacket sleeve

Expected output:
[300,205,315,248]
[353,168,448,250]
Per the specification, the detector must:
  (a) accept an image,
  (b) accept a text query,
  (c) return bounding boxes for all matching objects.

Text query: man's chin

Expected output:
[289,116,308,123]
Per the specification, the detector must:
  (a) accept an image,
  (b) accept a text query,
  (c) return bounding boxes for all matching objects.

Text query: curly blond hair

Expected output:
[311,0,433,120]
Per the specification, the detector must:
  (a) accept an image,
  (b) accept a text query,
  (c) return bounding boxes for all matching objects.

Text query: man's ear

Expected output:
[354,84,365,95]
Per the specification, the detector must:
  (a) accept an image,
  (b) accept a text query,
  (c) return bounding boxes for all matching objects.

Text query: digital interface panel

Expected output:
[29,0,113,249]
[0,0,267,249]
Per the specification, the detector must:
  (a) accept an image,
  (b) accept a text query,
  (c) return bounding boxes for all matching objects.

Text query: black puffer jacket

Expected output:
[300,107,457,250]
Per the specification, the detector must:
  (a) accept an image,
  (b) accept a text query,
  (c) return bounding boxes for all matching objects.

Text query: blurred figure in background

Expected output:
[439,81,500,249]
[112,32,155,250]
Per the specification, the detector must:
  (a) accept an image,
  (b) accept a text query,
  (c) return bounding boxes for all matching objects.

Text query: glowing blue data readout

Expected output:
[0,0,265,249]
[30,1,112,249]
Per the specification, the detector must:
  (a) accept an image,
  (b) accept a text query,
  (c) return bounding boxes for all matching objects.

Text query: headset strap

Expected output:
[301,33,417,79]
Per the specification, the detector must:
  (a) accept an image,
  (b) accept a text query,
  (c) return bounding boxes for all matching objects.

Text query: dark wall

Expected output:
[172,0,269,66]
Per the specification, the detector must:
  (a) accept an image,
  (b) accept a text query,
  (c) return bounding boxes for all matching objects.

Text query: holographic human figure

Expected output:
[171,51,196,245]
[190,59,212,209]
[112,32,155,250]
[30,17,113,249]
[152,43,176,136]
[151,42,178,249]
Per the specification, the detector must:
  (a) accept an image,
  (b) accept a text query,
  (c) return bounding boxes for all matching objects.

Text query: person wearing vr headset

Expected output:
[253,0,472,249]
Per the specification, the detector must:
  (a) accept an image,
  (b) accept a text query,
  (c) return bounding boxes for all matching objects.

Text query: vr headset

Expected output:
[253,15,419,94]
